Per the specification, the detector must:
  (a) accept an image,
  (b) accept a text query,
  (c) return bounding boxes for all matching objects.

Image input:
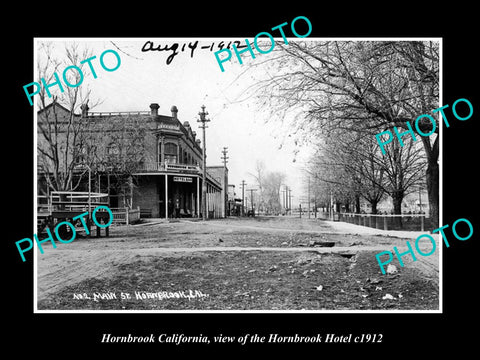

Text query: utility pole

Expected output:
[247,188,257,216]
[221,147,228,218]
[197,105,210,221]
[240,180,246,216]
[281,188,286,215]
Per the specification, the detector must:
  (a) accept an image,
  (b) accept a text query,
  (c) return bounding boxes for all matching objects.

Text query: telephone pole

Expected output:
[221,147,229,217]
[247,188,257,216]
[240,180,246,216]
[221,147,229,167]
[197,105,210,221]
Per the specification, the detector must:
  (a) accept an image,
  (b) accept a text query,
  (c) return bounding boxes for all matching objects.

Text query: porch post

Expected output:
[197,177,200,218]
[207,184,212,219]
[165,174,168,220]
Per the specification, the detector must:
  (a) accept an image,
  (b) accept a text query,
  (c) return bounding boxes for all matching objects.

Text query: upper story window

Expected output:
[164,142,177,164]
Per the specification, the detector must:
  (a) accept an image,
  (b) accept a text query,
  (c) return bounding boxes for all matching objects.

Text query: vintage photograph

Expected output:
[33,38,441,312]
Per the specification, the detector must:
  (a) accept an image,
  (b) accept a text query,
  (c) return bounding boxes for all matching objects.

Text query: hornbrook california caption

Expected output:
[101,333,371,345]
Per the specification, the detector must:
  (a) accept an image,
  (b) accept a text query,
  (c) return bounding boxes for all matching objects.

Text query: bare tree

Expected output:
[249,160,266,210]
[88,113,151,208]
[262,171,286,214]
[249,161,285,214]
[36,42,101,196]
[241,40,439,226]
[307,135,385,214]
[307,125,425,215]
[36,42,149,210]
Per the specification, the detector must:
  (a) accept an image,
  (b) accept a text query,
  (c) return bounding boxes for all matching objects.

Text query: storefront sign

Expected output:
[173,176,193,183]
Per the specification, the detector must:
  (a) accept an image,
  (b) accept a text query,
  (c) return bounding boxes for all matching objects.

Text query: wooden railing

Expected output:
[337,212,429,231]
[134,162,222,188]
[48,191,109,212]
[88,111,150,117]
[165,163,200,172]
[111,207,141,225]
[136,162,200,172]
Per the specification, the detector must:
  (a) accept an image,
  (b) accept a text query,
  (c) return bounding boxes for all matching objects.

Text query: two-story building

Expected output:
[37,102,227,219]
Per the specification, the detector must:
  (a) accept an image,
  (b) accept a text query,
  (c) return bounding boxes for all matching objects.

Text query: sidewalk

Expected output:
[324,220,429,240]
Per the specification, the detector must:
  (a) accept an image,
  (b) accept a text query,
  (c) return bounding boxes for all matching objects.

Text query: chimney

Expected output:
[80,103,89,117]
[171,105,178,119]
[150,103,159,116]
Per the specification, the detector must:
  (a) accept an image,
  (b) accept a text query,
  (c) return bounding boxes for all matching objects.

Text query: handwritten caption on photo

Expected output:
[73,289,209,302]
[141,40,251,65]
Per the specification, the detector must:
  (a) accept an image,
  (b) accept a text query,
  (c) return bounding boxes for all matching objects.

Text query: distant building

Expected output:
[227,184,242,216]
[205,166,228,218]
[37,102,226,219]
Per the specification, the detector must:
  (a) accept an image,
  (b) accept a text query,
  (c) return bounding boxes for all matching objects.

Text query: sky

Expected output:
[35,38,313,205]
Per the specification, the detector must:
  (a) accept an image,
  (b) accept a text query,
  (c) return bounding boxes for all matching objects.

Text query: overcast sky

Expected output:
[35,38,313,204]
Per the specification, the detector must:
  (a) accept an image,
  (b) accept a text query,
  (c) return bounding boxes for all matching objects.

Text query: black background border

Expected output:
[6,5,478,355]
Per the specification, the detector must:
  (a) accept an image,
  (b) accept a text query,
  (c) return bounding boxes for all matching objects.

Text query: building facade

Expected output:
[37,102,227,219]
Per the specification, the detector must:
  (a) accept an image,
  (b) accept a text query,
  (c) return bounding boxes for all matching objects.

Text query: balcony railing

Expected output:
[135,162,200,173]
[165,163,200,172]
[88,111,151,117]
[134,162,222,188]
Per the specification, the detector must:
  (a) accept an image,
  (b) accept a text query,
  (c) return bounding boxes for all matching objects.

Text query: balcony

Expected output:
[165,163,200,172]
[135,161,200,173]
[134,162,222,188]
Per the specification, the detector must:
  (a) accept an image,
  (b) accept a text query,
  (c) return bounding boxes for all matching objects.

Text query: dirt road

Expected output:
[36,216,439,310]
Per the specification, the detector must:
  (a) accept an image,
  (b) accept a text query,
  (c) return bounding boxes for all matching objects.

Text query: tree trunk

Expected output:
[335,202,341,213]
[370,201,378,214]
[421,135,439,230]
[355,193,361,213]
[345,203,350,213]
[392,191,403,228]
[392,192,403,214]
[426,160,439,229]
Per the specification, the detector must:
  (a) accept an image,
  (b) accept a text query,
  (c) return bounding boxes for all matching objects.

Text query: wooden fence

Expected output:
[111,207,141,225]
[337,212,429,231]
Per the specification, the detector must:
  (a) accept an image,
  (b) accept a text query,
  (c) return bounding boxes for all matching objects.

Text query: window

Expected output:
[164,142,177,164]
